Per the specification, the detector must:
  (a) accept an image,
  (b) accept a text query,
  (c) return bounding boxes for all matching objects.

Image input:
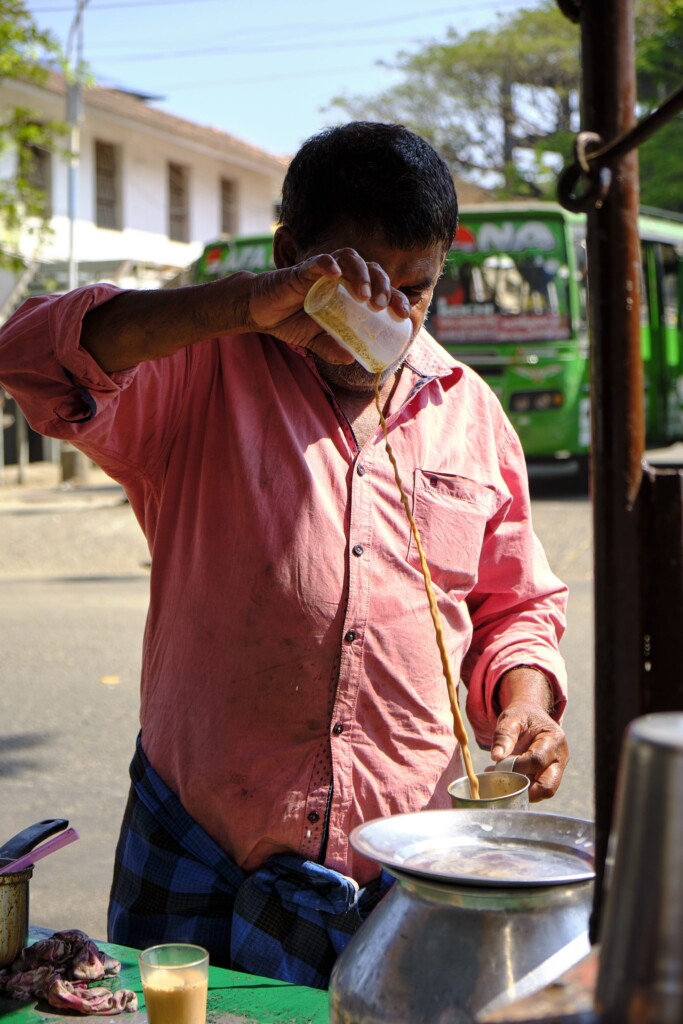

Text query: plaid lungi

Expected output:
[107,735,394,989]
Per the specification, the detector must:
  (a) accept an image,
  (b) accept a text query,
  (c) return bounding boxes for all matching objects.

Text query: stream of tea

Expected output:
[374,374,480,799]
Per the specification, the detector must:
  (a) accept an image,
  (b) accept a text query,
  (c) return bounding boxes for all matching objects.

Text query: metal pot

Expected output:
[0,819,68,968]
[330,809,595,1024]
[0,867,33,969]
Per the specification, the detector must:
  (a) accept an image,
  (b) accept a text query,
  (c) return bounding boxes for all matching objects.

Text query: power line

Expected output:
[33,0,229,9]
[75,0,527,64]
[148,64,390,91]
[95,36,442,63]
[32,0,520,18]
[84,9,482,53]
[30,0,528,65]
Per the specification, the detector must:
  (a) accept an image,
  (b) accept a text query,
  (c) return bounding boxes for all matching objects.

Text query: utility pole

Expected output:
[61,0,91,485]
[66,0,89,291]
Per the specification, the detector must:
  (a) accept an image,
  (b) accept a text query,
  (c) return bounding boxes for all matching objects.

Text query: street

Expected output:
[0,463,594,942]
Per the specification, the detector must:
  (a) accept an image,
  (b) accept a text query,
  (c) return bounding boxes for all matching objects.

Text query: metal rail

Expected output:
[559,84,683,213]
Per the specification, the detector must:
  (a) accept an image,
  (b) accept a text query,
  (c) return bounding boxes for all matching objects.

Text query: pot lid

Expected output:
[351,809,595,887]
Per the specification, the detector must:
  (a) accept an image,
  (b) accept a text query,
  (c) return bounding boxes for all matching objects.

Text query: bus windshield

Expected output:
[430,215,573,344]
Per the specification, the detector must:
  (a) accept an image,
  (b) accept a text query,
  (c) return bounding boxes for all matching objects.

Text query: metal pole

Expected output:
[66,1,88,291]
[67,114,80,291]
[62,1,91,485]
[16,407,29,485]
[579,0,645,940]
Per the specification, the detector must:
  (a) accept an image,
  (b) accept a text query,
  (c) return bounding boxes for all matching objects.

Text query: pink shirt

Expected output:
[0,285,567,884]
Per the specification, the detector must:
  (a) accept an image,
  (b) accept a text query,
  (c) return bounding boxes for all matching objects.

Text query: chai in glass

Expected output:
[139,943,209,1024]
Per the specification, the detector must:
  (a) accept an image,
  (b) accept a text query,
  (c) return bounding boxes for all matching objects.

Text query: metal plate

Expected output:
[351,809,595,887]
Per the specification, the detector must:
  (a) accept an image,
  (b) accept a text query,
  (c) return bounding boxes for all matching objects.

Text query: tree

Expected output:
[0,0,63,268]
[326,1,580,197]
[326,1,682,211]
[634,0,683,213]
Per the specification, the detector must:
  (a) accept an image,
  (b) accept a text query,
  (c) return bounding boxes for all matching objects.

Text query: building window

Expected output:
[168,162,190,242]
[26,145,52,216]
[220,178,237,236]
[95,140,121,230]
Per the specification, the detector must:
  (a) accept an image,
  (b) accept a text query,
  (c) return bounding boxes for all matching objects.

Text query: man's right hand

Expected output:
[235,249,410,363]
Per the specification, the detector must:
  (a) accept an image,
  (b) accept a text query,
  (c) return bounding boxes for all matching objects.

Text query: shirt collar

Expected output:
[403,328,463,382]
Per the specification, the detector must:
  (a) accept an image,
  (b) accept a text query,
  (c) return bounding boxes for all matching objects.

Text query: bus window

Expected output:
[661,244,681,368]
[660,243,683,438]
[640,243,652,364]
[573,237,588,335]
[432,253,572,343]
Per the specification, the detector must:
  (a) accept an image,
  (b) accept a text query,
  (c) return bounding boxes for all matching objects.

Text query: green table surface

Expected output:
[0,929,329,1024]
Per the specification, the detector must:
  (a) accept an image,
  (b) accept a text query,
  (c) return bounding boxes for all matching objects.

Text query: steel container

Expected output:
[330,809,595,1023]
[0,819,69,968]
[0,867,33,969]
[597,712,683,1023]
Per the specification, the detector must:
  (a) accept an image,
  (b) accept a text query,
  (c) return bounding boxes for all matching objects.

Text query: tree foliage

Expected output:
[326,1,682,211]
[0,0,63,267]
[634,0,683,212]
[326,1,579,196]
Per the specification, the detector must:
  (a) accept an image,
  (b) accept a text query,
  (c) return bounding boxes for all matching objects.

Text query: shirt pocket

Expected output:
[407,470,498,597]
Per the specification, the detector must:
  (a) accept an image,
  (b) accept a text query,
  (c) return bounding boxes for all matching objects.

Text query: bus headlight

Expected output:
[510,390,564,412]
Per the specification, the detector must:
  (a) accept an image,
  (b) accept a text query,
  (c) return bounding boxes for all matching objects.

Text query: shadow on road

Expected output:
[0,732,51,778]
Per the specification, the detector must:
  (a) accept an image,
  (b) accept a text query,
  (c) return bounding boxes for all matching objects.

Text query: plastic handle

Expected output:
[0,819,69,861]
[0,827,80,875]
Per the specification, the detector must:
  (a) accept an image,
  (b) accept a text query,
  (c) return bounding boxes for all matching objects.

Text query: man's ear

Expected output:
[273,226,299,270]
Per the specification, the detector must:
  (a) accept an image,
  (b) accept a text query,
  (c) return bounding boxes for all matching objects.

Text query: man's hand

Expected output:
[242,249,411,363]
[490,666,569,802]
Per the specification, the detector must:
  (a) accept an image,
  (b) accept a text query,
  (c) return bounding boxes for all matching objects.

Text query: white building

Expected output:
[0,70,288,316]
[0,71,287,472]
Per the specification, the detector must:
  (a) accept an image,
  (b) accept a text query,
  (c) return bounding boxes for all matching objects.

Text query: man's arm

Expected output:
[80,251,410,373]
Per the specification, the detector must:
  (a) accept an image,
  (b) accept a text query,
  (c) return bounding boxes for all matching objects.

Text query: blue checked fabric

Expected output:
[107,736,394,989]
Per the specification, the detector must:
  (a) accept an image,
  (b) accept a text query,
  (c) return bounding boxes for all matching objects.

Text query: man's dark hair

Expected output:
[279,121,458,253]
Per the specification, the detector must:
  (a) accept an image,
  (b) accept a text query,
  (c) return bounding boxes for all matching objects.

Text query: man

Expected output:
[0,122,568,988]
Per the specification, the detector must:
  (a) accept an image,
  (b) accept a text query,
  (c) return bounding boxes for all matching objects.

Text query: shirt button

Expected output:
[307,811,320,823]
[352,544,364,557]
[357,465,366,477]
[332,722,344,736]
[344,629,357,643]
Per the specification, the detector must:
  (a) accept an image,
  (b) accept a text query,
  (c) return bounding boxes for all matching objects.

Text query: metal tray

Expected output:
[351,809,595,887]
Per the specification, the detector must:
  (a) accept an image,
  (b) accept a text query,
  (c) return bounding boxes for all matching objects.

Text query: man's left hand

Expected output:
[491,702,568,801]
[490,667,569,801]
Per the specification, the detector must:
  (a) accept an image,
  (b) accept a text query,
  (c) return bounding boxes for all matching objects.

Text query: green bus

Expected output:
[195,236,275,280]
[195,202,683,470]
[430,202,683,473]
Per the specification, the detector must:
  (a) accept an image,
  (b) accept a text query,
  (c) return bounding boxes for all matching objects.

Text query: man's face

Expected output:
[298,230,447,391]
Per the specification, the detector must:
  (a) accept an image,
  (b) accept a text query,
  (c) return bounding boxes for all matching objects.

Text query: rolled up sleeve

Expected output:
[0,285,138,438]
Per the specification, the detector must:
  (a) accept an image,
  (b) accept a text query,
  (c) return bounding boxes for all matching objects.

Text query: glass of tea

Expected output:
[139,943,209,1024]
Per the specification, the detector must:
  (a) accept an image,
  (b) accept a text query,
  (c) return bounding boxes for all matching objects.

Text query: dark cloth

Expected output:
[108,736,393,989]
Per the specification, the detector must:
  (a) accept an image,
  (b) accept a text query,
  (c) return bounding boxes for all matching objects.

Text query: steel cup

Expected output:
[597,712,683,1023]
[448,770,530,810]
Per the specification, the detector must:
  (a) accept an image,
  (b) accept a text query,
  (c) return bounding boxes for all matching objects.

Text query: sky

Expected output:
[25,0,544,158]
